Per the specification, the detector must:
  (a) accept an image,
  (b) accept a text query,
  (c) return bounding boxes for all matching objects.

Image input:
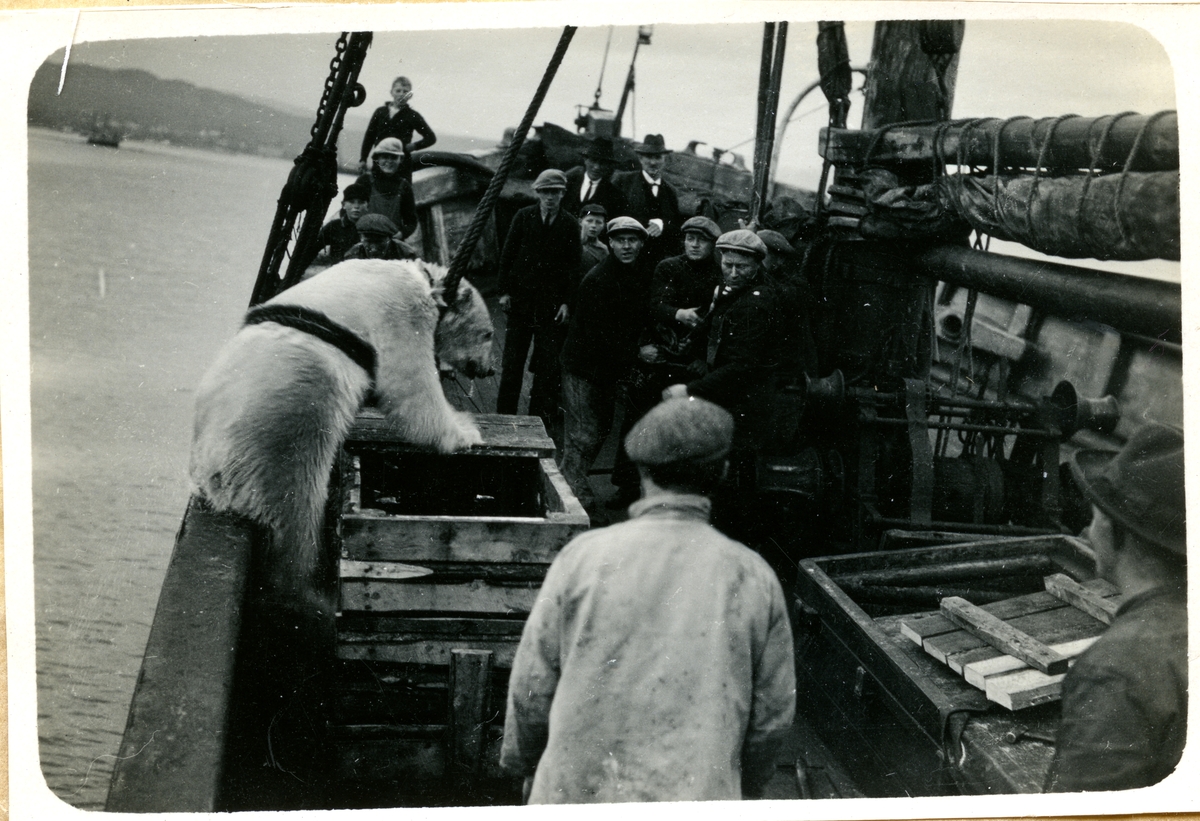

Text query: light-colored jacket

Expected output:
[500,492,796,803]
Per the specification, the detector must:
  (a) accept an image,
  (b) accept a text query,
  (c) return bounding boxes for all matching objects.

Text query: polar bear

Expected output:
[189,258,494,603]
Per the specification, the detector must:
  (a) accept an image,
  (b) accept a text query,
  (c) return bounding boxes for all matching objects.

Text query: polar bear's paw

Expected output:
[437,412,483,453]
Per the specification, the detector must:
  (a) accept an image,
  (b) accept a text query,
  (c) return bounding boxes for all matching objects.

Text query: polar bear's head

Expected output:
[424,263,495,380]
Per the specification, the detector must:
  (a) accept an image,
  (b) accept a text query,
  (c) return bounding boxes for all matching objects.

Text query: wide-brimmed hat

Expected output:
[681,216,721,241]
[635,134,671,155]
[625,397,734,466]
[372,137,405,157]
[757,229,800,257]
[607,216,647,238]
[1070,422,1186,557]
[356,213,399,237]
[716,229,768,260]
[533,169,568,191]
[584,138,616,162]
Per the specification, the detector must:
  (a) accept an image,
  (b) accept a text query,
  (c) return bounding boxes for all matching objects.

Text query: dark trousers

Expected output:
[497,311,560,423]
[560,370,618,512]
[610,362,691,491]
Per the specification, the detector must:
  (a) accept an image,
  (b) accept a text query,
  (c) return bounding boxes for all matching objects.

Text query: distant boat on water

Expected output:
[85,113,121,147]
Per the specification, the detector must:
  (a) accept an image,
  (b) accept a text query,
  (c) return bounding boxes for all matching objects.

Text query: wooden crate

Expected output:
[326,411,588,793]
[794,533,1097,796]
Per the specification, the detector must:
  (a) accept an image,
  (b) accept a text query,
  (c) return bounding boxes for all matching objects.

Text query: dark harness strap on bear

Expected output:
[244,304,377,381]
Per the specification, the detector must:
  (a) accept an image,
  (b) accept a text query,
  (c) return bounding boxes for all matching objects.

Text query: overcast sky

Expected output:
[49,19,1175,186]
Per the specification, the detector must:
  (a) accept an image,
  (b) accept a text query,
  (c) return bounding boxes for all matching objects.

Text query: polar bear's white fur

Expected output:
[189,258,494,601]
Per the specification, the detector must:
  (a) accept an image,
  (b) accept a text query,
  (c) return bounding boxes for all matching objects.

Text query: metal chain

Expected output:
[312,33,349,141]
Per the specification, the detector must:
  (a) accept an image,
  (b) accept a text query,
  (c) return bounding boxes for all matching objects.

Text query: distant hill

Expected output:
[27,61,490,166]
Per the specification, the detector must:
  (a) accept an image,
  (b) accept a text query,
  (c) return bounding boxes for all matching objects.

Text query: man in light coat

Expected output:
[501,396,796,803]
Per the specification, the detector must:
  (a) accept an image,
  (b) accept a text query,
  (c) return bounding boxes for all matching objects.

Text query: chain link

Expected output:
[311,33,349,141]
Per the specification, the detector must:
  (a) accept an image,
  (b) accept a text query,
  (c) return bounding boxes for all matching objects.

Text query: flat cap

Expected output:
[372,137,405,157]
[356,213,399,236]
[606,216,647,238]
[580,202,608,219]
[1071,422,1186,557]
[533,169,569,190]
[757,229,799,256]
[716,229,768,259]
[625,397,734,466]
[342,180,371,201]
[681,216,722,241]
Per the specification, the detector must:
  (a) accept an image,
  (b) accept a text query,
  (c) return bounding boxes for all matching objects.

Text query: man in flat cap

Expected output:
[496,168,582,437]
[1044,422,1187,792]
[501,397,796,804]
[559,216,654,511]
[613,134,683,268]
[342,213,419,261]
[608,215,724,507]
[563,138,626,219]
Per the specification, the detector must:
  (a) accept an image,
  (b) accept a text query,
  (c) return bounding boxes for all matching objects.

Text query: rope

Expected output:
[1075,111,1136,258]
[1113,109,1174,251]
[443,26,577,301]
[593,27,613,107]
[1023,114,1079,250]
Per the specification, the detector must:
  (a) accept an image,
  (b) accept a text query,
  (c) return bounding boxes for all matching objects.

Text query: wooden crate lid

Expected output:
[346,410,555,458]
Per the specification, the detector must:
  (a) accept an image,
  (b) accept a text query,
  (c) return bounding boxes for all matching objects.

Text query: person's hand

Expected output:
[522,776,535,804]
[675,307,702,328]
[647,218,664,238]
[554,304,569,324]
[357,160,367,174]
[499,295,512,312]
[663,383,689,400]
[639,345,662,363]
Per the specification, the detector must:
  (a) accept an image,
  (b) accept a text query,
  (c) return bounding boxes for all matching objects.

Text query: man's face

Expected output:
[344,199,369,223]
[581,214,605,241]
[683,231,715,262]
[374,153,401,175]
[720,251,759,289]
[638,153,665,178]
[360,233,390,256]
[391,81,412,105]
[584,157,611,181]
[609,232,644,265]
[1083,506,1120,582]
[536,187,565,215]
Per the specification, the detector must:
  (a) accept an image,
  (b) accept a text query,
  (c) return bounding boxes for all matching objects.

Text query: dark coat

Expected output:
[360,105,436,163]
[315,213,361,266]
[686,276,780,437]
[562,165,627,219]
[355,171,418,240]
[561,254,654,386]
[612,169,683,263]
[497,205,582,320]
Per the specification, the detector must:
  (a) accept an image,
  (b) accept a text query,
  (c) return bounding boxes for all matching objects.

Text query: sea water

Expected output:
[28,127,352,809]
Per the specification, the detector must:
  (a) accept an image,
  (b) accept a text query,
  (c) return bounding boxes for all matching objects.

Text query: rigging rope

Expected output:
[593,27,613,107]
[443,26,577,301]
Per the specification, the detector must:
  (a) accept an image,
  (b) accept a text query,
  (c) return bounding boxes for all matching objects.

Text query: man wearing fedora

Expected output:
[613,134,683,268]
[563,138,626,219]
[500,397,795,803]
[1044,422,1187,792]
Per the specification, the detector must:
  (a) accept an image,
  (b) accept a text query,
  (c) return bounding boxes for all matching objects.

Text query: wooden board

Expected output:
[337,638,520,668]
[341,578,542,614]
[347,410,555,457]
[940,597,1069,675]
[1044,573,1120,624]
[341,515,581,564]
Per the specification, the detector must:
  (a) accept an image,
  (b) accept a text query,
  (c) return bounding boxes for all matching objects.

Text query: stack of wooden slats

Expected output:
[900,575,1122,710]
[324,412,589,793]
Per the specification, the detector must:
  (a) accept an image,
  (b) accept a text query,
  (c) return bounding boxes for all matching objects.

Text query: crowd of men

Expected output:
[305,126,1187,803]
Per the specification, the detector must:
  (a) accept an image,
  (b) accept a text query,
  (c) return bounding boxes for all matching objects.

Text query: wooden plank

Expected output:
[940,597,1069,675]
[341,515,579,564]
[985,668,1067,711]
[538,457,590,524]
[963,636,1096,689]
[329,736,447,782]
[338,638,519,669]
[341,578,542,614]
[813,533,1081,579]
[347,410,554,457]
[106,498,255,813]
[338,614,527,638]
[449,650,493,776]
[1044,573,1120,625]
[837,555,1057,586]
[340,558,432,581]
[929,599,1106,667]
